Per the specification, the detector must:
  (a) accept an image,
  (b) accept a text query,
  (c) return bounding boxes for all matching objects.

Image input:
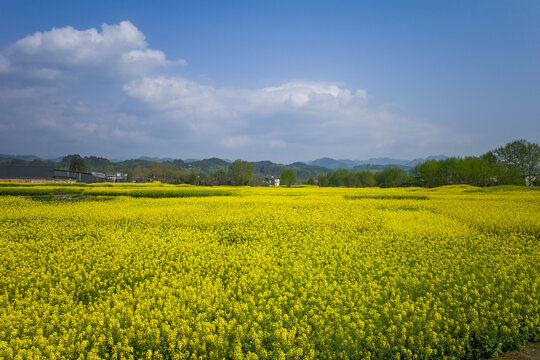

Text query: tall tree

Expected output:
[212,169,228,186]
[69,157,87,173]
[493,139,540,177]
[412,160,440,187]
[228,160,254,186]
[280,169,296,187]
[375,167,408,188]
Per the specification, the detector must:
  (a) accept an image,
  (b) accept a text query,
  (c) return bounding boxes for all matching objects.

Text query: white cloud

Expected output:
[0,21,464,162]
[124,77,367,118]
[3,21,185,80]
[255,81,365,108]
[0,54,11,73]
[122,75,457,161]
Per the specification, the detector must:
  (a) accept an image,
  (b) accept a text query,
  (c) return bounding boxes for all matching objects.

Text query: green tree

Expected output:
[280,169,297,187]
[228,160,254,186]
[63,154,83,164]
[125,168,133,182]
[376,167,408,188]
[493,139,540,177]
[328,169,349,187]
[188,172,199,185]
[317,174,329,187]
[69,157,87,173]
[133,166,150,182]
[357,171,376,187]
[413,160,440,187]
[149,161,178,183]
[480,151,497,165]
[306,176,315,185]
[212,169,228,186]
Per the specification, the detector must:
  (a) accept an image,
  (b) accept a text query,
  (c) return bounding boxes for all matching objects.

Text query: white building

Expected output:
[269,176,280,186]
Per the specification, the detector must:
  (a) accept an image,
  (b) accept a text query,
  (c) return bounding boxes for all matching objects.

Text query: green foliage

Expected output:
[493,139,540,176]
[69,156,87,173]
[4,139,539,189]
[228,159,254,186]
[0,183,233,198]
[412,156,524,187]
[86,188,232,198]
[410,140,540,187]
[189,157,230,173]
[211,169,228,186]
[318,169,378,188]
[345,194,429,200]
[62,154,83,164]
[83,156,111,170]
[375,167,409,188]
[280,169,296,187]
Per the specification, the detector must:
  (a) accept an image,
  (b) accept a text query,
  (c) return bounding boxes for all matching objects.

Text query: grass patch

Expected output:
[0,187,83,196]
[463,185,540,193]
[29,194,106,202]
[0,184,233,198]
[0,182,87,187]
[345,194,430,200]
[82,188,234,198]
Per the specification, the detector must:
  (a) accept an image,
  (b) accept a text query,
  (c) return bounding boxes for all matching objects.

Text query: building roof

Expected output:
[0,165,55,178]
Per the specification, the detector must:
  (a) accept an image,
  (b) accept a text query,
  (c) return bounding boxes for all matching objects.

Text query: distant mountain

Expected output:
[307,157,356,170]
[308,155,447,169]
[287,162,330,179]
[1,153,447,178]
[251,161,285,176]
[250,161,329,180]
[188,158,230,173]
[137,156,177,162]
[408,155,447,166]
[0,154,40,161]
[355,158,412,166]
[353,164,413,172]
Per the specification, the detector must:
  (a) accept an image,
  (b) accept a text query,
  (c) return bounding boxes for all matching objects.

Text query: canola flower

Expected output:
[0,184,539,359]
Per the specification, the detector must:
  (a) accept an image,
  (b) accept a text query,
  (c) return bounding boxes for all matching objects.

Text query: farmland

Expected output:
[0,184,539,359]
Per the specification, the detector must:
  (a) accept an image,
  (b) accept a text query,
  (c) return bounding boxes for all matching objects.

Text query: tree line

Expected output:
[318,140,540,188]
[3,139,539,187]
[317,168,410,188]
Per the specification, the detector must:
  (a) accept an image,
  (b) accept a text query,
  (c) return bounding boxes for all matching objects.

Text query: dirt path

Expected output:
[491,343,540,360]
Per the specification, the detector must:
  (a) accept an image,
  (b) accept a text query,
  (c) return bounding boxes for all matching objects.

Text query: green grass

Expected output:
[83,188,233,198]
[0,187,83,196]
[463,185,540,193]
[0,184,234,198]
[345,194,430,200]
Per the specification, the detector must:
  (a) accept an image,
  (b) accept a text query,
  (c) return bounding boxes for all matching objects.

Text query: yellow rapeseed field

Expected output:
[0,184,539,359]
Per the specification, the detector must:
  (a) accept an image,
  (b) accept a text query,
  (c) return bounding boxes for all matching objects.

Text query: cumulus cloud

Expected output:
[0,54,11,73]
[0,21,461,162]
[122,76,454,160]
[123,77,368,121]
[3,21,185,80]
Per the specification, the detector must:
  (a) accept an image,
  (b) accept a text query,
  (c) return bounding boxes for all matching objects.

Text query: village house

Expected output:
[268,176,280,186]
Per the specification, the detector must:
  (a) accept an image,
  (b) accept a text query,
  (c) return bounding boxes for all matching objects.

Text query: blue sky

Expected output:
[0,1,538,163]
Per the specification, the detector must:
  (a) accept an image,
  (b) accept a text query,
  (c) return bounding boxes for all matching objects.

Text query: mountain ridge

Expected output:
[1,154,447,167]
[307,155,447,169]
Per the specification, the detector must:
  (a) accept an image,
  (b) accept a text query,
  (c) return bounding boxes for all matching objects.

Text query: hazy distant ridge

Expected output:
[307,155,447,169]
[1,154,447,169]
